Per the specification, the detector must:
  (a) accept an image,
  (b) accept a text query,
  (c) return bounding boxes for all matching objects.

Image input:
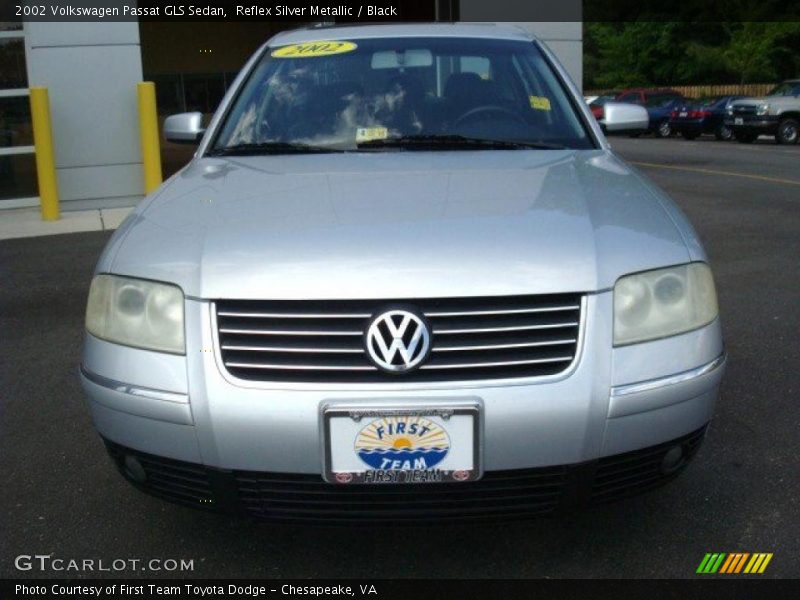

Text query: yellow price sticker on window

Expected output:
[356,127,389,143]
[271,41,357,58]
[529,96,552,111]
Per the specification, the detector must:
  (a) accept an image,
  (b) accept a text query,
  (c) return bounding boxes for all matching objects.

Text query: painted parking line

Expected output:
[631,161,800,187]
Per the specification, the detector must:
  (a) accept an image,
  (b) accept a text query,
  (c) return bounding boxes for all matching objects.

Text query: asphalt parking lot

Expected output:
[1,136,798,579]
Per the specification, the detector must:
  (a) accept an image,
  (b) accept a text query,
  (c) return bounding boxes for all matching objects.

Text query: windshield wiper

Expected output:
[207,142,345,156]
[357,134,565,151]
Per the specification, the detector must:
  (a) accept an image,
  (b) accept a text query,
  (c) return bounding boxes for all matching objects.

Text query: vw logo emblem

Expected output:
[365,309,431,372]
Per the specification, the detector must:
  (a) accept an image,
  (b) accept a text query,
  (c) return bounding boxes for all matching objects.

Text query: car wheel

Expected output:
[656,120,672,138]
[714,124,733,141]
[776,118,799,144]
[681,131,699,141]
[734,131,756,143]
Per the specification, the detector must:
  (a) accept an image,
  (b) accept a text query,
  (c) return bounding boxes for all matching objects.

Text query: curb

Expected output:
[0,206,134,241]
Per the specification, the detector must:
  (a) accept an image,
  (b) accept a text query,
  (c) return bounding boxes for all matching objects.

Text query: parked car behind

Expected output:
[588,93,620,120]
[726,80,800,144]
[615,89,686,137]
[669,95,744,141]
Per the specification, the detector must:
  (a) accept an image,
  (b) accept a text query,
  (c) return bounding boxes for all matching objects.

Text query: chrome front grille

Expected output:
[215,294,583,384]
[732,105,756,115]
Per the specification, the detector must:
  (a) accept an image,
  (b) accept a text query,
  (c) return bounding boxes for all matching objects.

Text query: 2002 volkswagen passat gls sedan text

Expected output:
[81,24,725,521]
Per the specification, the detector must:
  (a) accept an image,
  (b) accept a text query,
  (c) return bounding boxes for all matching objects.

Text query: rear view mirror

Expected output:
[164,112,205,144]
[600,103,649,134]
[371,49,433,69]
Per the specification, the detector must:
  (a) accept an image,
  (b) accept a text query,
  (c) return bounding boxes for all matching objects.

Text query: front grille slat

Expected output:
[420,356,573,370]
[217,311,372,319]
[225,361,377,372]
[434,338,577,352]
[432,322,579,334]
[222,344,364,354]
[425,304,580,317]
[216,294,582,383]
[219,327,363,336]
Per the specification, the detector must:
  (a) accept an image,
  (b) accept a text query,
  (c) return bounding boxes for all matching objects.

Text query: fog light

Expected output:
[123,454,147,483]
[660,445,685,474]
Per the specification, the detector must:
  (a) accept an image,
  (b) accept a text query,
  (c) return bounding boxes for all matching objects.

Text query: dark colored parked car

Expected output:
[615,89,686,137]
[669,95,744,141]
[588,93,620,120]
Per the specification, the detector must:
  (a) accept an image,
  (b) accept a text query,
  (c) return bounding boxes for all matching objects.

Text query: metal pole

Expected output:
[29,87,60,221]
[137,82,163,194]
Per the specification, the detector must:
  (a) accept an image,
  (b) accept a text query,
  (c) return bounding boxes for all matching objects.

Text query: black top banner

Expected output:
[4,0,800,23]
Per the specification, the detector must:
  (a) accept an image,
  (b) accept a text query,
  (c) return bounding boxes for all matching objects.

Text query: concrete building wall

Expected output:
[16,11,583,212]
[24,22,144,210]
[458,0,583,91]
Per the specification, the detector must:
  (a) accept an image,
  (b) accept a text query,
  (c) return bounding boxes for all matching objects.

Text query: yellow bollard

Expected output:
[137,82,162,194]
[29,87,60,221]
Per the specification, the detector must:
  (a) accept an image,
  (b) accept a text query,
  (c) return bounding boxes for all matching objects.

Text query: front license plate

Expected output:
[679,112,688,117]
[735,117,744,125]
[323,406,480,484]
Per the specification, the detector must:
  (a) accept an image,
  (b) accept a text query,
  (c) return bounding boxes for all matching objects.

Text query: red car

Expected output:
[615,88,684,106]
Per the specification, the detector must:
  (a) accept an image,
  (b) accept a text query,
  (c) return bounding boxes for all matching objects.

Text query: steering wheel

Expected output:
[453,105,527,128]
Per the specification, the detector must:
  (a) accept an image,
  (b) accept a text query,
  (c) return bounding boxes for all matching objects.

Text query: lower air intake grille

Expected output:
[590,426,707,505]
[215,294,583,384]
[105,441,214,509]
[102,426,707,522]
[234,467,567,522]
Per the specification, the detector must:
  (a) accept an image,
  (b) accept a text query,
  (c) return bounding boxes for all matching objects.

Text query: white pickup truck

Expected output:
[726,79,800,144]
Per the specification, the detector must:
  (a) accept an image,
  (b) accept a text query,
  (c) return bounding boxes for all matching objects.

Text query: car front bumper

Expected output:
[81,294,725,518]
[725,115,779,134]
[669,119,712,134]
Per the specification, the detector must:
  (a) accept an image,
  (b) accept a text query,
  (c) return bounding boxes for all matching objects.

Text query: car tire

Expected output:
[734,131,757,143]
[655,120,672,138]
[682,131,699,141]
[714,124,733,141]
[776,118,799,144]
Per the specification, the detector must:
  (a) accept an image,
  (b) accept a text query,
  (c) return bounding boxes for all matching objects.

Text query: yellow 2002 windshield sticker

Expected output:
[271,41,357,58]
[530,96,552,111]
[355,127,388,143]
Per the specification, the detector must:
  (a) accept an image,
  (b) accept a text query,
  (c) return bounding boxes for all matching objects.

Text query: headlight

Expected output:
[756,103,770,116]
[86,274,185,354]
[613,263,718,346]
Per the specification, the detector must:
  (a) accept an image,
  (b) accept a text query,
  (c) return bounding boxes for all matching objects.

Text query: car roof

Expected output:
[269,22,536,45]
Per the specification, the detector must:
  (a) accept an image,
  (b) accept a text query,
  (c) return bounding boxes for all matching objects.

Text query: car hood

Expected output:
[733,95,795,107]
[103,150,698,299]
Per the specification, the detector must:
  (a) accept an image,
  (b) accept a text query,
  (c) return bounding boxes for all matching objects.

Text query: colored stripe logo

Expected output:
[697,553,773,574]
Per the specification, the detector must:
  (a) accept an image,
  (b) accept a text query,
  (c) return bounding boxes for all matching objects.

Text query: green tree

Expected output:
[584,21,800,90]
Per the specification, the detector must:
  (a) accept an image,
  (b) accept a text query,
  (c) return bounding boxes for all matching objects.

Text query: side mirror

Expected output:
[600,102,649,134]
[164,112,205,144]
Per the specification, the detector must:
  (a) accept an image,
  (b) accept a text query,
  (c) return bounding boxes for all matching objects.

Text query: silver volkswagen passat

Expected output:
[81,24,725,521]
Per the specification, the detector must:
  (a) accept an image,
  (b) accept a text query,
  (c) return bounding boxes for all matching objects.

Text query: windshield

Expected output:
[767,82,800,97]
[696,96,723,107]
[210,37,593,153]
